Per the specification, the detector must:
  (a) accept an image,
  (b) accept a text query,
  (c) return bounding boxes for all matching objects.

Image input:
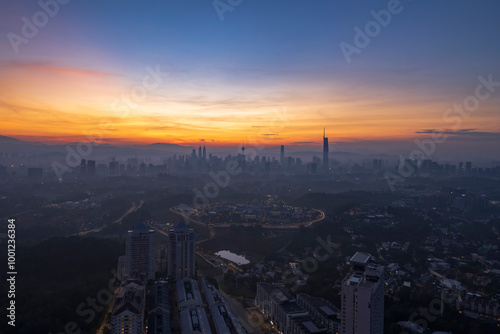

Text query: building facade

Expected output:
[148,281,171,334]
[111,281,146,334]
[126,223,156,280]
[256,283,333,334]
[322,129,329,173]
[340,252,384,334]
[167,221,195,281]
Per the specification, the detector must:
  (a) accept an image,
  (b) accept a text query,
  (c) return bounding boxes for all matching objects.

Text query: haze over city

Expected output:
[1,1,500,334]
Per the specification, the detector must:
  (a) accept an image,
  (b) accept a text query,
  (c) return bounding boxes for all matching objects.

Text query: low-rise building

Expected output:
[297,293,340,334]
[148,281,171,334]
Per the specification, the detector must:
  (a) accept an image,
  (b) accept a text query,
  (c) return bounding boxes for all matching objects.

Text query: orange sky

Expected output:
[1,0,499,161]
[1,61,499,147]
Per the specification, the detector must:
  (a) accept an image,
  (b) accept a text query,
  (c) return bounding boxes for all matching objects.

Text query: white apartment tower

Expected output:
[167,221,195,281]
[340,252,384,334]
[126,223,156,280]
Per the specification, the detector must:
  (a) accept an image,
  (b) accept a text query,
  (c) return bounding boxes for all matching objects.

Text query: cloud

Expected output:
[5,61,116,78]
[416,129,500,137]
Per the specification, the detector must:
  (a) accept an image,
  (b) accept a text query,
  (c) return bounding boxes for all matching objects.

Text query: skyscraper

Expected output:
[323,128,329,173]
[109,158,119,176]
[340,252,384,334]
[80,159,86,175]
[126,223,156,280]
[466,161,472,175]
[203,145,206,161]
[87,160,96,176]
[167,221,195,281]
[280,145,285,164]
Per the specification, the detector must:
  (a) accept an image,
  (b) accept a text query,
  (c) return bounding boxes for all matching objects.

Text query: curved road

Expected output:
[78,200,144,236]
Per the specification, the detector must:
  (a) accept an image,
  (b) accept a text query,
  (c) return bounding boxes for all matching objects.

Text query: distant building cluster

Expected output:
[4,128,500,183]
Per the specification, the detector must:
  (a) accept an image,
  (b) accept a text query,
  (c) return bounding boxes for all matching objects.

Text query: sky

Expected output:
[1,0,499,159]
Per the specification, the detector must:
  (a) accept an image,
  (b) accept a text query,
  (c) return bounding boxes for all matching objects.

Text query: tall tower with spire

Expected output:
[323,128,329,173]
[240,142,246,172]
[203,145,206,161]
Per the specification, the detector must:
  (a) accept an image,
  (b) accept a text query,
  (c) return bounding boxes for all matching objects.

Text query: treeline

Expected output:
[0,237,122,334]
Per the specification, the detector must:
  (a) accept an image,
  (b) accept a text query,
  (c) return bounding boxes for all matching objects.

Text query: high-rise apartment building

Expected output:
[340,252,384,334]
[126,223,156,280]
[167,221,195,281]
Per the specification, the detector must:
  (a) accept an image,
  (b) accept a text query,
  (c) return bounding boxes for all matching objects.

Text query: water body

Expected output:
[215,250,250,265]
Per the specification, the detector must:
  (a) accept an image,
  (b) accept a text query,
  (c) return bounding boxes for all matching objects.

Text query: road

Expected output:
[170,207,206,228]
[304,208,326,227]
[111,200,144,224]
[197,208,326,230]
[77,200,144,236]
[218,288,266,334]
[0,209,31,221]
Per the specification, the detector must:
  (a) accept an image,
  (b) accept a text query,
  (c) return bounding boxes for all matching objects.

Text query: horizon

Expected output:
[3,133,500,166]
[1,0,500,161]
[2,2,500,333]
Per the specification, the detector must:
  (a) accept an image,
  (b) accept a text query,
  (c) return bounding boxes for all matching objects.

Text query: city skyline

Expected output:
[1,2,500,333]
[1,130,500,164]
